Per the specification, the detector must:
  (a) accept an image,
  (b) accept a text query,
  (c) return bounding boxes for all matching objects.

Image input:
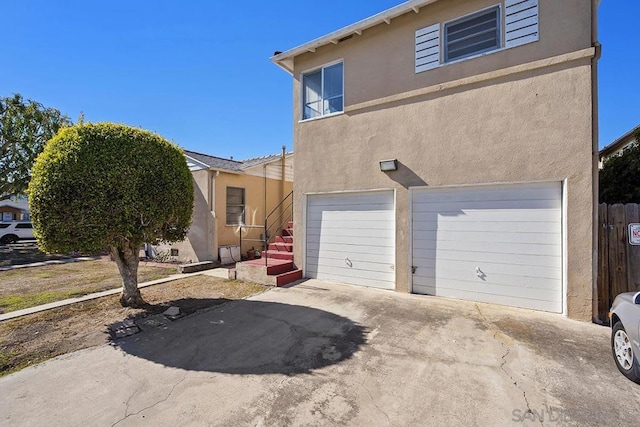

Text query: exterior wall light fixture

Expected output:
[379,159,398,172]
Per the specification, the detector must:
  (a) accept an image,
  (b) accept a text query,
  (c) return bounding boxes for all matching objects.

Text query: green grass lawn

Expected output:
[0,260,176,314]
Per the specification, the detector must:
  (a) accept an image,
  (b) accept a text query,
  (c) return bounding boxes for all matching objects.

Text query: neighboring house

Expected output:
[272,0,600,321]
[162,149,293,263]
[599,124,639,168]
[0,195,30,222]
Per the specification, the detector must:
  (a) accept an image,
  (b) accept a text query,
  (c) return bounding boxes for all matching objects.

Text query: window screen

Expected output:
[226,187,245,225]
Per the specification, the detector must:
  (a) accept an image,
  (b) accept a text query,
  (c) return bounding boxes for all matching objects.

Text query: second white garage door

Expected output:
[306,191,395,289]
[411,182,563,313]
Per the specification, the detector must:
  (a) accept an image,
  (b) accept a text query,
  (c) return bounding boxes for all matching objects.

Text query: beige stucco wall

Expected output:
[171,165,293,263]
[215,172,293,256]
[290,0,596,320]
[170,169,215,263]
[295,0,591,106]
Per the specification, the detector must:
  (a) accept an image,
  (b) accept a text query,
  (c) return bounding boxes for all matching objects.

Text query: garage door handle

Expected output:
[345,257,353,268]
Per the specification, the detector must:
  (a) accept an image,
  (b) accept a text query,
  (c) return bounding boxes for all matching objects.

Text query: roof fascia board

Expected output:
[185,154,243,174]
[271,0,439,74]
[211,167,243,175]
[185,154,210,171]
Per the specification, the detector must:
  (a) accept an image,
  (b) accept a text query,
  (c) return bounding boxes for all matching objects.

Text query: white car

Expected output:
[0,222,35,244]
[610,291,640,384]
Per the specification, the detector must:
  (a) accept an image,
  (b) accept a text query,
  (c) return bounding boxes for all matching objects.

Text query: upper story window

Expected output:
[302,62,343,120]
[415,0,539,73]
[444,6,500,63]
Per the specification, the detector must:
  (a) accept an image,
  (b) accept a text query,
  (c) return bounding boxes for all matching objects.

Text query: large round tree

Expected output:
[28,123,193,307]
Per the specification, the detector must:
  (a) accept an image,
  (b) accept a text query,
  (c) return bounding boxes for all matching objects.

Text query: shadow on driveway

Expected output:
[108,299,367,376]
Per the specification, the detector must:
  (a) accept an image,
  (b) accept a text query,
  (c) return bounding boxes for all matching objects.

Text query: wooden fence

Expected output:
[598,203,640,323]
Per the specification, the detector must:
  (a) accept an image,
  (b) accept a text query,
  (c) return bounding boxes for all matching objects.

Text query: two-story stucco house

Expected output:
[272,0,600,321]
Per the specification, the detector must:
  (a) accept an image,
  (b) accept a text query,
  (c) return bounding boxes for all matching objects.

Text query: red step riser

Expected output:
[282,228,294,237]
[275,236,293,244]
[275,269,302,287]
[268,243,293,252]
[265,251,294,261]
[266,262,294,275]
[287,221,294,229]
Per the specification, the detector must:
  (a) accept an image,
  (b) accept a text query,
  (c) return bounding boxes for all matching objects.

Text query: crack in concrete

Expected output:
[110,372,188,427]
[474,305,544,427]
[362,384,395,427]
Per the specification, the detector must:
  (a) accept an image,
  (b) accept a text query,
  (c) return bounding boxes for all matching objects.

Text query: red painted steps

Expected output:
[235,220,301,287]
[275,236,293,244]
[274,268,303,286]
[240,258,294,275]
[268,242,293,252]
[263,250,293,261]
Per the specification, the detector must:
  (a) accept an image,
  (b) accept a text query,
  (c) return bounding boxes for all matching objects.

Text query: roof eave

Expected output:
[599,124,640,157]
[210,167,243,175]
[270,0,440,74]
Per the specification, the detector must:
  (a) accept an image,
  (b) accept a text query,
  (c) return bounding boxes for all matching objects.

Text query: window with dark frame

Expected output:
[444,6,501,63]
[226,187,245,225]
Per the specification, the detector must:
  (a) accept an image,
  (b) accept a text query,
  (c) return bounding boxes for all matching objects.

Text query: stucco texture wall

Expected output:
[215,172,293,255]
[171,169,215,263]
[290,0,595,320]
[171,169,292,263]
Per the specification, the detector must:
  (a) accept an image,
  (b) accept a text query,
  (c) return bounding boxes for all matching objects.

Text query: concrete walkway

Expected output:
[0,268,232,322]
[1,280,638,426]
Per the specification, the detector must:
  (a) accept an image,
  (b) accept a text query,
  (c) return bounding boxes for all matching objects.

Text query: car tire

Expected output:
[0,234,18,244]
[612,321,640,384]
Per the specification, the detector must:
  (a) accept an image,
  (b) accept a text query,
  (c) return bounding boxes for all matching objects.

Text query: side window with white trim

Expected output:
[302,62,344,120]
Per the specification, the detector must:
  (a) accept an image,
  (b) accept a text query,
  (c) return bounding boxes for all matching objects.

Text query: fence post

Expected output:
[625,204,640,292]
[597,203,609,322]
[608,205,628,301]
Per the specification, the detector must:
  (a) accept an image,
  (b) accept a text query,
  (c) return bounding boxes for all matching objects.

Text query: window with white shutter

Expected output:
[505,0,539,48]
[414,1,540,73]
[444,6,501,63]
[415,23,440,73]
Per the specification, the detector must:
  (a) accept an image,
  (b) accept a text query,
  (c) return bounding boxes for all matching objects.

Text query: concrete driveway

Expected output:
[1,280,639,426]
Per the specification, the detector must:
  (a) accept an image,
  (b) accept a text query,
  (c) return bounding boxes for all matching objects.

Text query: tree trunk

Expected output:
[110,243,144,308]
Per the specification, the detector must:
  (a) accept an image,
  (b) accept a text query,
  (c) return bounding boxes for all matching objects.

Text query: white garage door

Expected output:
[306,191,395,289]
[411,182,562,313]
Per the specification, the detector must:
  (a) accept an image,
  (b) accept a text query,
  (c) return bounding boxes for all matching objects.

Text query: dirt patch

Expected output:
[0,259,176,313]
[0,275,267,376]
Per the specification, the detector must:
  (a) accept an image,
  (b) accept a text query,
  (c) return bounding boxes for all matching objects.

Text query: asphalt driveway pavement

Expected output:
[1,280,639,426]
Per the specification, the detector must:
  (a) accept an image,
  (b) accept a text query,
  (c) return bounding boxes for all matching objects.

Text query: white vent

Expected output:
[505,0,539,48]
[415,23,440,73]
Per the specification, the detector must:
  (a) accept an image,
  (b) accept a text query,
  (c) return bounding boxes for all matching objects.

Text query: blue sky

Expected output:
[1,1,637,159]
